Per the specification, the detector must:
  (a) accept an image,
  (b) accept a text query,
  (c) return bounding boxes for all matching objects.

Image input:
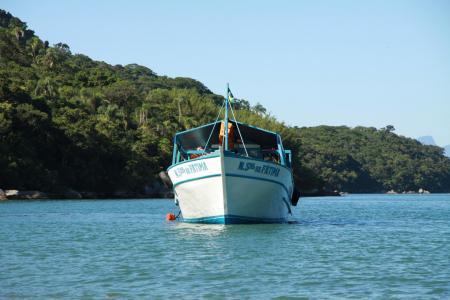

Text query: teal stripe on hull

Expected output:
[183,214,287,224]
[173,174,221,188]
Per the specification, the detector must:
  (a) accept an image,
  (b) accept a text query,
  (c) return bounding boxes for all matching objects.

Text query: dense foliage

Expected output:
[1,10,449,194]
[296,126,450,193]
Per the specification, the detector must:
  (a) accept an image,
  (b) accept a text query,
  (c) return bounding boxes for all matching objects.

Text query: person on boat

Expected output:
[190,146,205,159]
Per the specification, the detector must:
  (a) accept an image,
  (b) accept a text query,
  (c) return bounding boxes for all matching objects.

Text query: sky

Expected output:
[3,0,450,145]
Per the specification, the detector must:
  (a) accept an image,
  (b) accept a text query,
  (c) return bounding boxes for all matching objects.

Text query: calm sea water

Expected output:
[1,194,449,299]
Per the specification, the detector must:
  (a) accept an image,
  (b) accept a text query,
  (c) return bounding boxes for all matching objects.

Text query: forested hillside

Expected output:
[1,10,449,195]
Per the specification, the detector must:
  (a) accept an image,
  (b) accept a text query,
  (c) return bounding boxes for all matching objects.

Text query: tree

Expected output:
[29,36,43,61]
[252,102,267,115]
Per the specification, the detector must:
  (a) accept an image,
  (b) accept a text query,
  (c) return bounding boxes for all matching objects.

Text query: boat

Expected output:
[164,84,299,224]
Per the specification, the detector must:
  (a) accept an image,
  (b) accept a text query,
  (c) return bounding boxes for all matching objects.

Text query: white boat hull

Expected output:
[168,150,293,224]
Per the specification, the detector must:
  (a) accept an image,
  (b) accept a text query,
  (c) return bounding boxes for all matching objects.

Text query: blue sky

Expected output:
[3,0,450,145]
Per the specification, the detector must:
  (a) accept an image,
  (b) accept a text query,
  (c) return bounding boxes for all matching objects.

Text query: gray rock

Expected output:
[5,189,19,196]
[418,188,431,194]
[0,189,6,200]
[5,190,48,199]
[64,190,82,199]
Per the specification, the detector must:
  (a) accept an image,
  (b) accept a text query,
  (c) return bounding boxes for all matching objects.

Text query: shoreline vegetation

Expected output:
[0,188,435,201]
[1,10,450,197]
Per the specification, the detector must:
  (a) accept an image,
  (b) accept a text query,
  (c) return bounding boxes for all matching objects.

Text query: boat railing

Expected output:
[174,146,292,169]
[285,150,292,168]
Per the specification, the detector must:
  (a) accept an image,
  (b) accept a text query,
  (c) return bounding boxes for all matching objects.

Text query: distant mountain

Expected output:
[417,136,437,146]
[445,145,450,158]
[417,136,450,158]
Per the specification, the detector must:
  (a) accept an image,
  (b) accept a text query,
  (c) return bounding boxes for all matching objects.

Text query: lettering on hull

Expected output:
[174,162,208,178]
[237,161,280,177]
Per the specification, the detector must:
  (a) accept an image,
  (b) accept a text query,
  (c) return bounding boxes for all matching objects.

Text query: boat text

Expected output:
[237,161,280,177]
[174,162,208,178]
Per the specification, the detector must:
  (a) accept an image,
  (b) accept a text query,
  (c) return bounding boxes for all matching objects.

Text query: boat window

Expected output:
[173,120,286,165]
[235,143,262,159]
[262,149,280,164]
[210,144,221,151]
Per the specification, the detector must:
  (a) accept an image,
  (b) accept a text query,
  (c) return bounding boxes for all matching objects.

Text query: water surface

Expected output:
[1,194,449,299]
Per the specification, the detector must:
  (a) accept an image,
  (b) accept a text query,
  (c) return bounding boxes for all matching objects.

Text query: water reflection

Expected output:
[169,220,289,237]
[172,222,228,237]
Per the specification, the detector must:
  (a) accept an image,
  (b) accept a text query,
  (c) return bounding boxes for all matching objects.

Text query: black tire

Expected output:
[291,187,300,206]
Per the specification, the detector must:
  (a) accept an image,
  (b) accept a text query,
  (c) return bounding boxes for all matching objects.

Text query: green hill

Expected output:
[1,10,449,195]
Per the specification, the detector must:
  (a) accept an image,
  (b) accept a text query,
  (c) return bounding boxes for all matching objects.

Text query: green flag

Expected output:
[228,88,235,103]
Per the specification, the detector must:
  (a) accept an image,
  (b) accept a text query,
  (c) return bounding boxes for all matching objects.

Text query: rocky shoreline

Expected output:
[0,188,174,201]
[0,188,436,201]
[386,188,431,194]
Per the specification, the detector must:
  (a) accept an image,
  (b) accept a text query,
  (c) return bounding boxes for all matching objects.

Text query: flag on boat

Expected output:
[228,88,235,103]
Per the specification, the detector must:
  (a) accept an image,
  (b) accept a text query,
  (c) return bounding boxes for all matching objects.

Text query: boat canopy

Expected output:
[174,120,280,151]
[170,84,292,168]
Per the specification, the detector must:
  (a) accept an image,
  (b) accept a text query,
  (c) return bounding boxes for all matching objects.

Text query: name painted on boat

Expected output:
[237,161,280,177]
[174,162,208,178]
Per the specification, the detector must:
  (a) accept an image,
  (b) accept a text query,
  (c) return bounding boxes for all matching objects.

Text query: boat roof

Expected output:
[174,120,280,150]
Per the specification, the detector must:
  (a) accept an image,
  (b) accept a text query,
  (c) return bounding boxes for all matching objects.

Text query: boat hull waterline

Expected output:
[168,149,294,224]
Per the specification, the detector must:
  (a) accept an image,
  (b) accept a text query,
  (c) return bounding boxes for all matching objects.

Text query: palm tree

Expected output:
[252,102,267,116]
[29,37,43,62]
[34,77,56,98]
[12,27,24,42]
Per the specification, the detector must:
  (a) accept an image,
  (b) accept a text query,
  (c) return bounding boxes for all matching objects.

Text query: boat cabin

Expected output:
[171,120,292,168]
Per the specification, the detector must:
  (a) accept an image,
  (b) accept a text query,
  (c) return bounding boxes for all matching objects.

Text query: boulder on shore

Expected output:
[5,190,48,199]
[0,189,7,200]
[5,189,19,197]
[418,188,430,194]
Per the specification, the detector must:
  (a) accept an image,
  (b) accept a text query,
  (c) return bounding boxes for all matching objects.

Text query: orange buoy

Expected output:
[166,213,176,221]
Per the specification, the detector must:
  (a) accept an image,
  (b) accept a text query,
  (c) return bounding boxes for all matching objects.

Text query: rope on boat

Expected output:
[202,87,248,157]
[229,103,249,157]
[203,101,225,151]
